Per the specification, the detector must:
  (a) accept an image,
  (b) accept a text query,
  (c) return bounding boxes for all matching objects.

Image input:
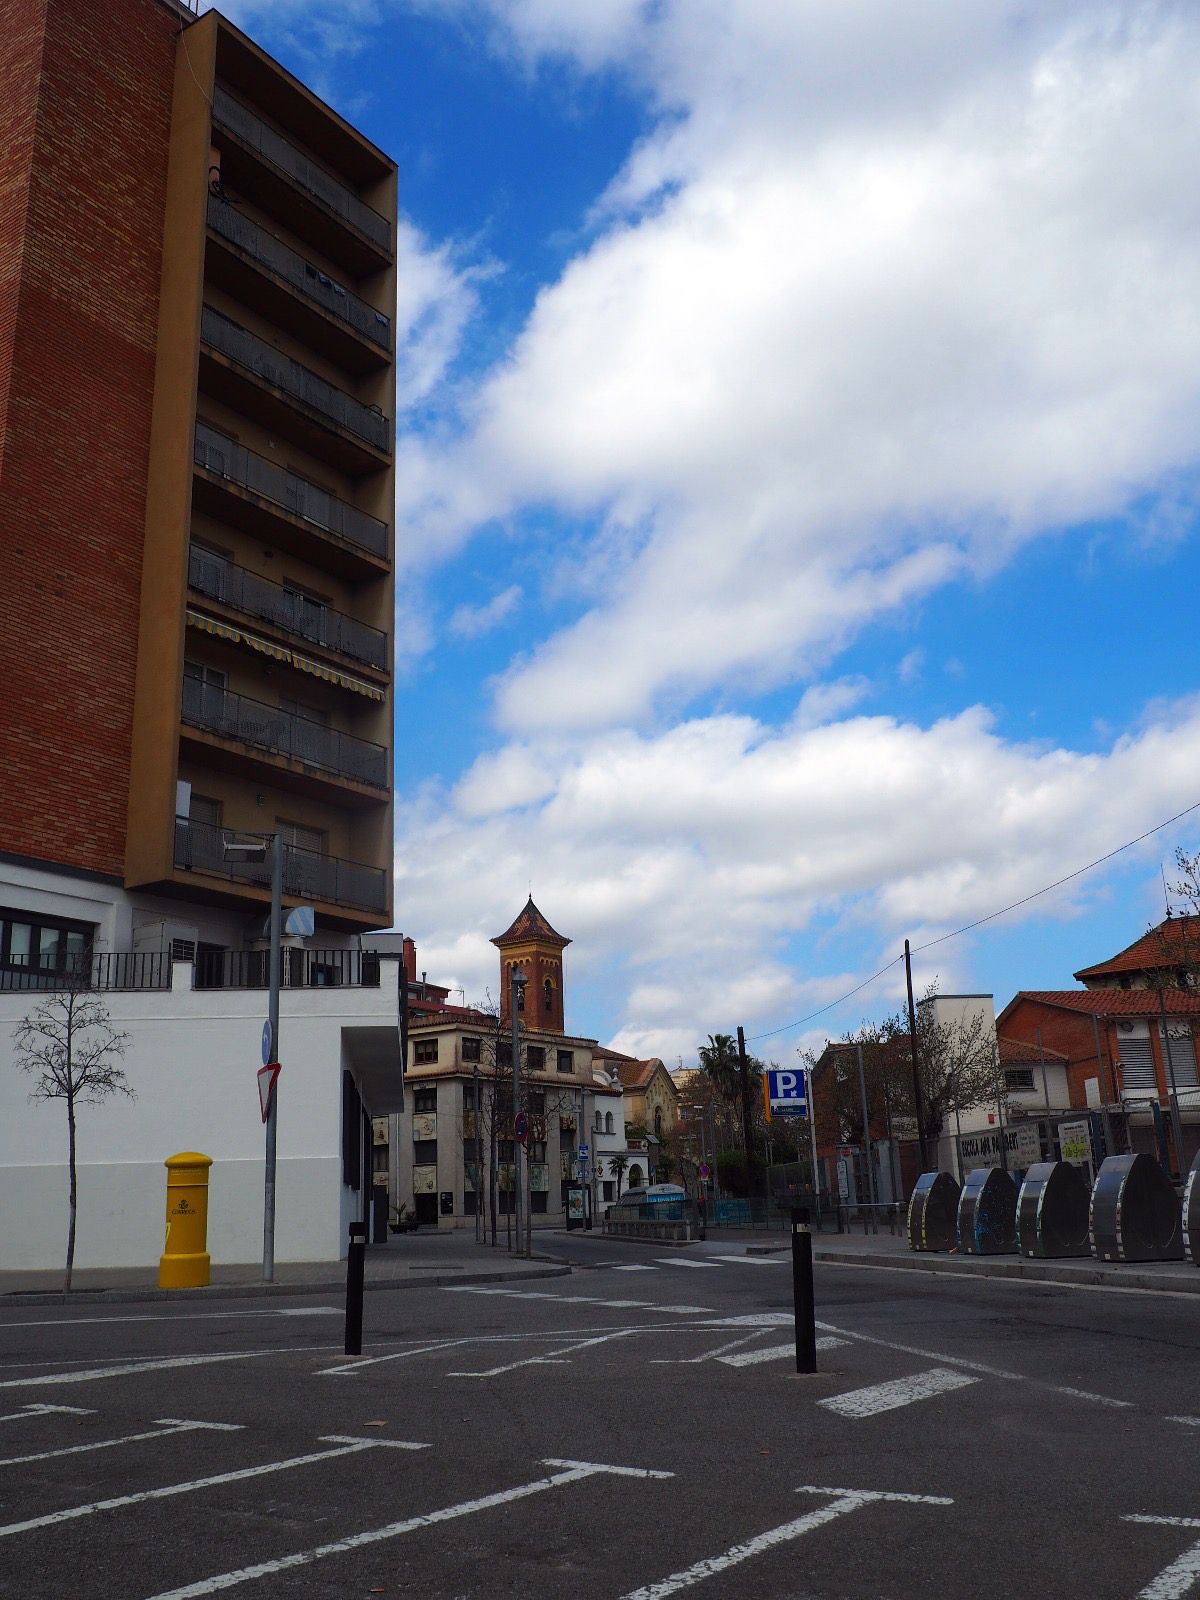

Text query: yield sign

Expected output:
[257,1062,281,1124]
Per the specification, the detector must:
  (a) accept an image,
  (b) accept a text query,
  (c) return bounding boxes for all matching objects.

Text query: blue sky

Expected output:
[226,0,1200,1063]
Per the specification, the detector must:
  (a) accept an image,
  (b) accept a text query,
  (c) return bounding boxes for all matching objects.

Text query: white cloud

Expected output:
[392,220,488,414]
[390,1,1200,726]
[447,583,522,640]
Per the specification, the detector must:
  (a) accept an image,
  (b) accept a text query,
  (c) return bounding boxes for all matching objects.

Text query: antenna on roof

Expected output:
[1162,862,1173,918]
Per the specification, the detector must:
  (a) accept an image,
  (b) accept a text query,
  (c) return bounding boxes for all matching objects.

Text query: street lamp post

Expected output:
[510,964,527,1257]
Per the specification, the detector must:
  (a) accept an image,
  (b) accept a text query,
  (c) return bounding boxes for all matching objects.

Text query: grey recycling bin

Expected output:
[907,1171,960,1252]
[1090,1153,1183,1263]
[957,1167,1017,1255]
[1016,1161,1091,1258]
[1184,1150,1200,1266]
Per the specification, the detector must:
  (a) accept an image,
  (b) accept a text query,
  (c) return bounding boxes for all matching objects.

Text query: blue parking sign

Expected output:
[767,1068,808,1116]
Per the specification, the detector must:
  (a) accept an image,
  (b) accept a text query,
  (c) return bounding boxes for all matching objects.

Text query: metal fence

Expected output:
[0,951,170,993]
[181,677,388,789]
[195,947,380,989]
[193,422,388,559]
[207,199,391,350]
[174,818,388,913]
[213,88,391,254]
[188,546,387,669]
[201,307,390,453]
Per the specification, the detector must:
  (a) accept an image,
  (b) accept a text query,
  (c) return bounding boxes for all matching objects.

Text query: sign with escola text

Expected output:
[766,1069,808,1117]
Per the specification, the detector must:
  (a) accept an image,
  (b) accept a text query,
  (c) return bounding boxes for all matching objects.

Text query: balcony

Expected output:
[188,546,388,672]
[195,947,381,989]
[200,308,391,474]
[0,952,169,993]
[192,422,388,576]
[181,677,388,791]
[175,817,388,914]
[206,199,391,374]
[212,88,392,274]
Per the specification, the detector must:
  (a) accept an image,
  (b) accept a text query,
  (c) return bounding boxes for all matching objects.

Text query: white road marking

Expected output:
[139,1458,672,1598]
[617,1484,951,1599]
[318,1436,428,1450]
[449,1330,642,1378]
[610,1265,657,1272]
[1124,1516,1200,1598]
[0,1403,95,1422]
[819,1367,977,1418]
[1050,1386,1133,1409]
[0,1309,340,1329]
[1169,1417,1200,1428]
[444,1287,714,1314]
[653,1258,722,1270]
[709,1254,786,1266]
[0,1418,243,1467]
[0,1436,412,1539]
[0,1345,336,1390]
[652,1332,767,1366]
[719,1336,847,1369]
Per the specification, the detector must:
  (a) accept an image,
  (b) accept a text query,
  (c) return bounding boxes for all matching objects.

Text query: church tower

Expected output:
[492,897,571,1031]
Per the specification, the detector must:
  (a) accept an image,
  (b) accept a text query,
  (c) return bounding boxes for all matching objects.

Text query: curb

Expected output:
[0,1262,572,1311]
[813,1246,1200,1296]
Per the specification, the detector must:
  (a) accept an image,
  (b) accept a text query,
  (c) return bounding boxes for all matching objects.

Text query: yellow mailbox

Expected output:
[159,1152,213,1289]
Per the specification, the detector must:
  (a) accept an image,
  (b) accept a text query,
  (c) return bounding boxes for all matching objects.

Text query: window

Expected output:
[279,695,329,726]
[278,820,325,854]
[189,794,223,828]
[654,1106,664,1136]
[183,659,227,691]
[557,1050,574,1074]
[414,1039,439,1065]
[530,1140,547,1162]
[463,1190,478,1215]
[283,580,329,645]
[527,1091,545,1114]
[412,1085,437,1114]
[462,1036,482,1063]
[603,1181,615,1202]
[413,1140,437,1164]
[543,978,553,1012]
[604,1112,614,1134]
[516,982,525,1012]
[498,1140,515,1163]
[1,909,94,988]
[531,1191,548,1214]
[628,1164,643,1187]
[1004,1069,1035,1092]
[526,1046,545,1071]
[594,1110,602,1132]
[463,1084,480,1111]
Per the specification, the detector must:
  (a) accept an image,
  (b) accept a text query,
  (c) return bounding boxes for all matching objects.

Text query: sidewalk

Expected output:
[0,1231,571,1309]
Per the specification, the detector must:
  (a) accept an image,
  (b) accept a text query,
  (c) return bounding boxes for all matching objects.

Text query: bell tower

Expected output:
[492,897,571,1031]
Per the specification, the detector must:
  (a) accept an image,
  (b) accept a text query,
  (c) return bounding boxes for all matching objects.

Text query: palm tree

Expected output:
[699,1033,740,1102]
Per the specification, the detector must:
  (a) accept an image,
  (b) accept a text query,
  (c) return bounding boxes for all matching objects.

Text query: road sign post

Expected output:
[767,1069,808,1117]
[791,1206,817,1374]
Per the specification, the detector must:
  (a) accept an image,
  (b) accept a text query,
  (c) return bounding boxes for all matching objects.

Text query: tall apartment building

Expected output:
[0,0,402,1269]
[1,0,396,969]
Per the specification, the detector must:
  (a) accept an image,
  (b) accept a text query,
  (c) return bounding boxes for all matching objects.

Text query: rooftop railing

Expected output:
[0,952,170,993]
[212,88,391,255]
[207,199,391,351]
[181,677,388,789]
[195,946,381,989]
[193,422,388,560]
[201,307,391,454]
[175,817,388,914]
[188,545,388,670]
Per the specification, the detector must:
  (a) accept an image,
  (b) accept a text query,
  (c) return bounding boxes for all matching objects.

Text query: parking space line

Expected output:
[617,1483,951,1599]
[610,1265,657,1272]
[1124,1515,1200,1598]
[0,1417,243,1468]
[709,1255,786,1266]
[0,1345,337,1391]
[0,1436,410,1539]
[0,1310,340,1329]
[1168,1417,1200,1428]
[819,1367,977,1418]
[139,1458,673,1598]
[653,1259,722,1270]
[444,1287,714,1314]
[719,1336,847,1369]
[0,1403,95,1423]
[449,1330,643,1378]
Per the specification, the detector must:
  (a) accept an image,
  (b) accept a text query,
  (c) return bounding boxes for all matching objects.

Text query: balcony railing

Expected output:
[175,817,388,913]
[193,422,388,560]
[207,199,391,351]
[195,947,381,989]
[188,546,388,670]
[212,88,391,255]
[201,308,391,453]
[0,952,170,993]
[181,677,388,789]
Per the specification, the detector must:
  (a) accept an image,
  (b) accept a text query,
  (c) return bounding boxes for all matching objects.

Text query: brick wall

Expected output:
[0,0,178,877]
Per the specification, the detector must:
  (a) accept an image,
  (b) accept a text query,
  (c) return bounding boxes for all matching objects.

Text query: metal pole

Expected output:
[993,1040,1008,1174]
[263,831,282,1283]
[856,1044,877,1230]
[791,1206,817,1373]
[709,1102,721,1212]
[1036,1028,1052,1112]
[510,967,524,1255]
[1157,987,1187,1182]
[805,1064,820,1218]
[737,1026,754,1215]
[344,1219,366,1355]
[1091,1012,1117,1158]
[473,1059,482,1243]
[903,940,929,1171]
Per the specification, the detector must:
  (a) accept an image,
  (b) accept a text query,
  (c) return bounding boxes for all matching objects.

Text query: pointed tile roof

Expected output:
[491,896,571,950]
[1074,916,1200,981]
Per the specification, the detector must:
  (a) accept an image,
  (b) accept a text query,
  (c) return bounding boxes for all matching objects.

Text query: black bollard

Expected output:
[345,1220,367,1356]
[791,1206,817,1374]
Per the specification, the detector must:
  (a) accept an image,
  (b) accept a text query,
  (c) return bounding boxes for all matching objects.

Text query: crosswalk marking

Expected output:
[653,1258,722,1270]
[718,1336,847,1369]
[1124,1515,1200,1599]
[709,1254,786,1266]
[610,1265,657,1272]
[819,1367,977,1419]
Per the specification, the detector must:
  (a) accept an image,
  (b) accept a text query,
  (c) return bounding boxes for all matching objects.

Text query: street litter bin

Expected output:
[957,1167,1017,1255]
[1184,1150,1200,1266]
[1090,1153,1183,1263]
[1016,1161,1091,1258]
[907,1171,960,1252]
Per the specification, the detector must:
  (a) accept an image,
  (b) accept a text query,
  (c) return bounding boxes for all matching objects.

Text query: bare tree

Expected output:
[13,982,133,1291]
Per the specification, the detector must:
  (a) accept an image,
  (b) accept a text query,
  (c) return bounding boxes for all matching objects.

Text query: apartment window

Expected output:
[1005,1069,1035,1092]
[462,1036,482,1063]
[594,1110,602,1132]
[283,581,329,644]
[0,910,93,985]
[530,1141,547,1163]
[413,1085,437,1112]
[414,1039,439,1065]
[527,1091,545,1115]
[498,1140,515,1163]
[413,1140,437,1164]
[531,1191,548,1214]
[605,1113,614,1134]
[527,1046,545,1071]
[183,659,227,692]
[463,1084,480,1111]
[557,1050,574,1074]
[463,1190,478,1215]
[278,820,325,855]
[279,695,330,727]
[189,795,223,828]
[603,1181,615,1202]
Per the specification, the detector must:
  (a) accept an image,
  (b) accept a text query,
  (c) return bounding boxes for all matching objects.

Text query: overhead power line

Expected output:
[744,794,1200,1045]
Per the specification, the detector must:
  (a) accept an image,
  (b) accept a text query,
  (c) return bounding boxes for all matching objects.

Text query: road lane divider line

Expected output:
[1168,1417,1200,1428]
[720,1336,847,1369]
[442,1287,714,1314]
[0,1345,338,1391]
[1123,1516,1200,1599]
[818,1367,977,1418]
[139,1458,673,1598]
[449,1329,644,1378]
[0,1309,341,1329]
[1049,1386,1133,1409]
[0,1403,95,1422]
[318,1436,428,1450]
[709,1255,786,1266]
[0,1418,243,1468]
[609,1265,657,1272]
[0,1436,405,1539]
[617,1483,951,1599]
[652,1259,722,1270]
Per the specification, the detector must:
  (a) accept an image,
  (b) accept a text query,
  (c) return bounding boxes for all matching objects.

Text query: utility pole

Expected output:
[903,940,929,1172]
[1090,1012,1117,1158]
[737,1027,755,1210]
[1156,986,1187,1181]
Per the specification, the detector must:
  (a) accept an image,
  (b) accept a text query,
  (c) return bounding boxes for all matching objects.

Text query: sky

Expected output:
[218,0,1200,1066]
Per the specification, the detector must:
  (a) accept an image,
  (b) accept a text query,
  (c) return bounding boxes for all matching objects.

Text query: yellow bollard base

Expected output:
[158,1252,211,1290]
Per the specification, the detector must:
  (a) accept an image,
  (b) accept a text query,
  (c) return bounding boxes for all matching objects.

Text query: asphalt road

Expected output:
[1,1233,1198,1599]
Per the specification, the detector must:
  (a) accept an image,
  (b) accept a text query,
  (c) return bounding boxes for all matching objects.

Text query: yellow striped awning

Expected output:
[184,610,385,702]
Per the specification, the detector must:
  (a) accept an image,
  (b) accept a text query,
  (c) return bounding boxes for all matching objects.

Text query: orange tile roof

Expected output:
[1074,916,1200,981]
[615,1058,666,1091]
[1014,989,1200,1017]
[997,1034,1067,1064]
[491,896,571,949]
